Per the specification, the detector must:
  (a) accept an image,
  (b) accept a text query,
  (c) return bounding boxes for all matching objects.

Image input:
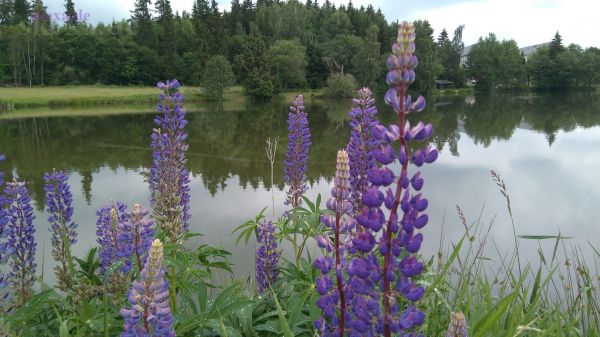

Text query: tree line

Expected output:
[0,0,598,98]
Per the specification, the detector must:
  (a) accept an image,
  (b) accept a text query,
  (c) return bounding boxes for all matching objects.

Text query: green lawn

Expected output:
[0,85,322,109]
[0,85,205,107]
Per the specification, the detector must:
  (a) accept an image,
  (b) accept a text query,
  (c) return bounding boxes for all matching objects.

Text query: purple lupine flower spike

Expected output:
[43,170,78,290]
[363,21,436,337]
[150,79,190,243]
[96,202,129,274]
[0,154,12,307]
[120,239,175,337]
[255,220,281,293]
[314,150,354,337]
[284,95,311,208]
[118,204,155,272]
[314,21,437,337]
[4,180,37,307]
[347,87,379,215]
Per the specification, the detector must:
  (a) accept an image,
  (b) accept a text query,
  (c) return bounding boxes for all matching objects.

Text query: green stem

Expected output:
[103,284,109,337]
[170,249,177,312]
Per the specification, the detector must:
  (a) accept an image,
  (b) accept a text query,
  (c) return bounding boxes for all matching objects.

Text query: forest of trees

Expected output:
[0,0,599,97]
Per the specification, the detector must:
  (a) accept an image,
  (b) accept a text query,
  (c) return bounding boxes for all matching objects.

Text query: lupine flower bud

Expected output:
[118,204,155,272]
[4,180,37,307]
[120,239,175,337]
[255,220,280,293]
[96,202,129,274]
[150,79,191,243]
[284,95,311,208]
[445,312,469,337]
[43,170,78,290]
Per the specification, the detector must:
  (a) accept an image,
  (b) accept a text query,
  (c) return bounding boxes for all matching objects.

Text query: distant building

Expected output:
[460,42,550,66]
[435,80,454,89]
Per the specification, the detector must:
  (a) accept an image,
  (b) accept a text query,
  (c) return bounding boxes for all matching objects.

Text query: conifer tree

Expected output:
[155,0,176,78]
[132,0,156,47]
[64,0,77,25]
[13,0,30,25]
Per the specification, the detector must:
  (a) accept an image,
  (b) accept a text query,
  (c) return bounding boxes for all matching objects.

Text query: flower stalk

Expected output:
[43,170,78,290]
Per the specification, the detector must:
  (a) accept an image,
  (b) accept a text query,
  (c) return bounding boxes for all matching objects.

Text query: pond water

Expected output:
[1,92,600,284]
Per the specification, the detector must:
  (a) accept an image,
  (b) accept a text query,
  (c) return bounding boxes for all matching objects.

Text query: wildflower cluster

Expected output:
[96,202,154,274]
[314,21,437,337]
[150,79,191,243]
[43,170,78,290]
[255,220,281,292]
[120,239,175,337]
[284,95,311,208]
[4,180,37,307]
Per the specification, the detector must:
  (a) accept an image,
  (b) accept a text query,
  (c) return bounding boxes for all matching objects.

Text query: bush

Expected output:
[322,73,358,98]
[244,70,275,99]
[202,55,234,101]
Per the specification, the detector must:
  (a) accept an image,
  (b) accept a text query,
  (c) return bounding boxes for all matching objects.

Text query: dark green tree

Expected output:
[353,24,381,87]
[437,25,465,85]
[202,55,234,100]
[13,0,30,25]
[413,20,442,94]
[267,39,307,89]
[131,0,156,48]
[64,0,77,25]
[549,31,564,57]
[237,30,274,98]
[466,33,501,90]
[155,0,176,78]
[0,0,13,26]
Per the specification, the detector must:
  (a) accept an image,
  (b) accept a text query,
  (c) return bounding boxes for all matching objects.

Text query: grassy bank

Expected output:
[0,85,323,111]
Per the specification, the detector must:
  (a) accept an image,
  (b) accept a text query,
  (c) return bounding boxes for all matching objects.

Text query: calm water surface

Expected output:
[1,92,599,284]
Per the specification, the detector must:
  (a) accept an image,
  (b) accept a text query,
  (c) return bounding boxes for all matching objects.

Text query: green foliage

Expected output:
[267,39,307,90]
[353,24,382,87]
[528,40,600,89]
[467,33,526,90]
[413,20,443,94]
[237,30,275,98]
[202,55,234,100]
[64,0,78,26]
[437,25,466,86]
[322,72,358,98]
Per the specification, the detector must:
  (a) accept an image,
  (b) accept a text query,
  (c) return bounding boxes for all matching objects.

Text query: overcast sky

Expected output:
[41,0,598,48]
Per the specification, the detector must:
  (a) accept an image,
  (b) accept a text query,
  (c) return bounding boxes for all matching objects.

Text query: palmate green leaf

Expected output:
[198,280,208,313]
[236,302,255,337]
[4,290,62,325]
[287,287,311,329]
[254,320,281,334]
[59,320,71,337]
[233,207,266,245]
[270,286,295,337]
[205,318,243,337]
